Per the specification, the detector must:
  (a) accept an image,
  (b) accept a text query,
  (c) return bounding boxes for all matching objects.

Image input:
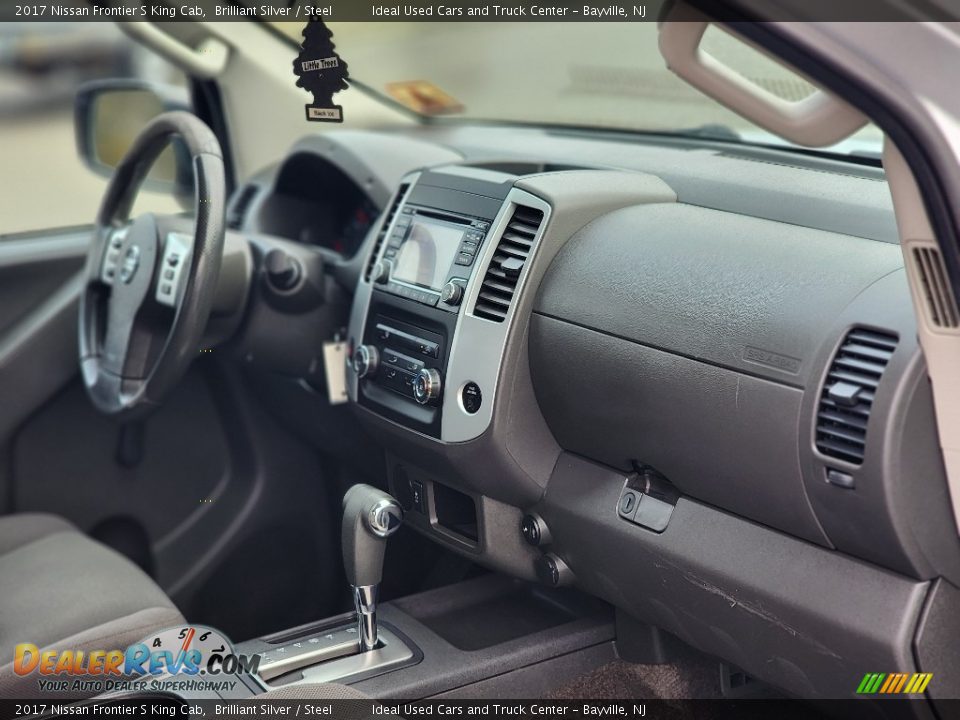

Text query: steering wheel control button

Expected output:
[440,281,465,306]
[155,233,191,308]
[521,514,551,547]
[100,228,129,286]
[118,246,141,284]
[413,368,442,405]
[352,345,379,379]
[461,382,483,414]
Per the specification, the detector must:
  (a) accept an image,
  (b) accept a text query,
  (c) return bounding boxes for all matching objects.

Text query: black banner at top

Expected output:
[0,0,958,22]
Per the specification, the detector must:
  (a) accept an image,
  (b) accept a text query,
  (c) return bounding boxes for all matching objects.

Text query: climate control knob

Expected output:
[440,281,464,306]
[370,261,390,284]
[413,368,442,405]
[352,345,379,379]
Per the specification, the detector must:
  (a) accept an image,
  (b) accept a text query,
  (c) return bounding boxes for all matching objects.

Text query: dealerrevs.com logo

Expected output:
[14,626,260,694]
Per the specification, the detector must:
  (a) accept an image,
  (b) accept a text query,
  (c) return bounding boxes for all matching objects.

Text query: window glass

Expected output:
[0,22,185,237]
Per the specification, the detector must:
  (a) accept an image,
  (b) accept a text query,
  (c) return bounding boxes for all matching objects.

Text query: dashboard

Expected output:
[226,126,960,700]
[229,148,380,257]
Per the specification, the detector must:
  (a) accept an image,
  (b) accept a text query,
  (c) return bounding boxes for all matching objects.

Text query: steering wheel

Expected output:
[79,111,225,417]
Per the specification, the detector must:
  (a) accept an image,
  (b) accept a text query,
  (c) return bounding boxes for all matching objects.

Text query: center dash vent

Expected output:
[364,183,408,282]
[815,328,898,465]
[472,205,544,322]
[912,245,960,330]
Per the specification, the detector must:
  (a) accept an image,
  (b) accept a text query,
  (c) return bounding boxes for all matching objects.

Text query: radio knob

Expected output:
[413,368,442,405]
[352,345,379,379]
[371,261,390,284]
[440,281,464,306]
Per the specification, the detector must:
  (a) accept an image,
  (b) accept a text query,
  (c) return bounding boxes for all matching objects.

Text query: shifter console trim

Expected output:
[257,627,360,681]
[259,625,415,687]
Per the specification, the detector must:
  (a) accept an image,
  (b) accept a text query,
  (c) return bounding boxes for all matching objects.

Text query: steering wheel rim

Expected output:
[78,111,225,417]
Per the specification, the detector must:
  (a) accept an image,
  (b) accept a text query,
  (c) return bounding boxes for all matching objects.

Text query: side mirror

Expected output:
[74,80,194,199]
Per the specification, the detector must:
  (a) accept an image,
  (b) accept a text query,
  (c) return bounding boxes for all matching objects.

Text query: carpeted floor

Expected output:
[548,655,723,700]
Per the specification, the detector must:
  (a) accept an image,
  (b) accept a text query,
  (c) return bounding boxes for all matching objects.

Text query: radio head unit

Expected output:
[371,206,491,311]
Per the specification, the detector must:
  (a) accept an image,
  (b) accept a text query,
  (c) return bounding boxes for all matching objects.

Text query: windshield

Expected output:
[271,21,882,157]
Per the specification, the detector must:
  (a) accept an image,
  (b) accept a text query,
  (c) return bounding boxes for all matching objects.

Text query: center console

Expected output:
[230,484,613,699]
[346,167,550,443]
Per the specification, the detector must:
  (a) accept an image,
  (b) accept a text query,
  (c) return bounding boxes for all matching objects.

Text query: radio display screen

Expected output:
[392,220,464,291]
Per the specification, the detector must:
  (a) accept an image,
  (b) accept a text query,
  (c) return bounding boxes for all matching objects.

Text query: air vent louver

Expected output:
[815,328,898,465]
[472,205,544,322]
[364,183,408,282]
[227,185,258,229]
[912,246,960,329]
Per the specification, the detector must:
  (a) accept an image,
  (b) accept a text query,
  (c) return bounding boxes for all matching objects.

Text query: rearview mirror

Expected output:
[74,80,194,198]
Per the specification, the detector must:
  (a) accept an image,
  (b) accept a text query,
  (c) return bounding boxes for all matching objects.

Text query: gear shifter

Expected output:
[342,484,403,651]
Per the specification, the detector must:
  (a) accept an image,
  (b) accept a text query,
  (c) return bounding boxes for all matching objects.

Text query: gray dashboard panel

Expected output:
[537,453,928,700]
[530,313,828,544]
[533,202,904,389]
[412,125,898,243]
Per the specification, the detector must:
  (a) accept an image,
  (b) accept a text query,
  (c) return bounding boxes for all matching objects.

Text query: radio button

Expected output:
[461,382,482,414]
[417,341,439,358]
[371,261,390,284]
[440,281,465,306]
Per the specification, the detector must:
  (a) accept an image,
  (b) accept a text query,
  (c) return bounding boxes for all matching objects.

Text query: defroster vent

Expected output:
[912,245,960,329]
[472,205,544,322]
[815,328,898,465]
[364,183,408,282]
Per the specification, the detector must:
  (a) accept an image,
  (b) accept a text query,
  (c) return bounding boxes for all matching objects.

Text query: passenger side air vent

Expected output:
[227,184,258,229]
[472,205,544,322]
[815,328,898,465]
[912,245,960,330]
[364,183,408,282]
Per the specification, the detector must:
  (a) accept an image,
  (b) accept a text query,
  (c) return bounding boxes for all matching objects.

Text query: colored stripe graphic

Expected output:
[857,672,932,694]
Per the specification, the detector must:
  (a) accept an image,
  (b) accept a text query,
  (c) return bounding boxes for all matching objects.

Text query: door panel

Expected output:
[0,228,347,641]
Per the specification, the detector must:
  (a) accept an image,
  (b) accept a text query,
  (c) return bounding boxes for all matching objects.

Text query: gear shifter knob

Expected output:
[342,484,403,650]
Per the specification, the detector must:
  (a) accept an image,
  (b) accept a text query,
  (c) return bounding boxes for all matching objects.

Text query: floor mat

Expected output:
[548,652,723,700]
